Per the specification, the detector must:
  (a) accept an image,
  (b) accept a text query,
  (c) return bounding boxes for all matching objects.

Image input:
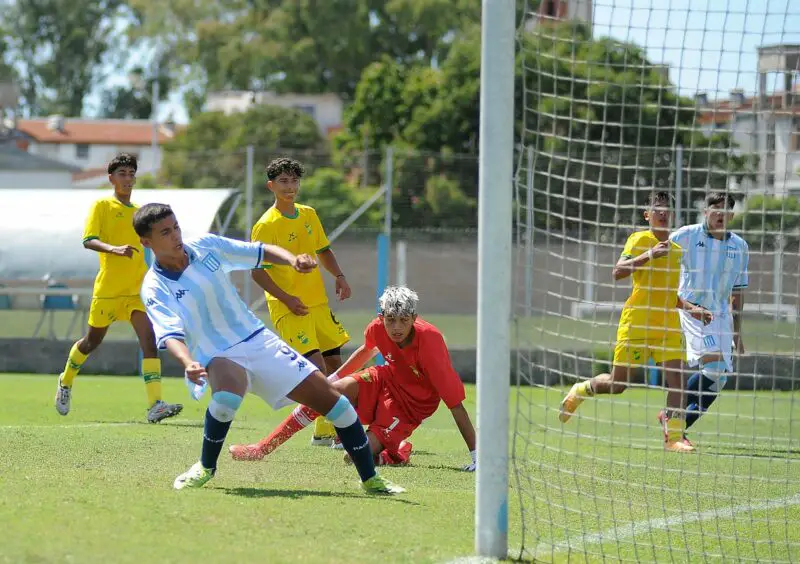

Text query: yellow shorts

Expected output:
[88,296,145,328]
[613,330,684,366]
[273,305,350,356]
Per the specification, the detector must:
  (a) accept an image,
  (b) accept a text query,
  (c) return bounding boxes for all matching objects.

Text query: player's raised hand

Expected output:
[292,253,317,273]
[689,306,713,326]
[284,295,309,316]
[335,275,351,301]
[184,361,208,384]
[112,244,139,258]
[650,240,671,259]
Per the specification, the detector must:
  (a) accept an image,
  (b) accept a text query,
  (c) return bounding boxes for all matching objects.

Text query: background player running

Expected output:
[660,192,749,447]
[251,157,352,447]
[54,153,182,423]
[230,286,478,471]
[559,191,711,452]
[134,203,403,494]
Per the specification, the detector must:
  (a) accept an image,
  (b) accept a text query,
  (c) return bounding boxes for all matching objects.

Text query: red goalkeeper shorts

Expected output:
[352,365,417,453]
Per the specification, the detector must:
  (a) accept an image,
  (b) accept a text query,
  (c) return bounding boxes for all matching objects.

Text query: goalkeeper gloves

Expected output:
[462,450,477,472]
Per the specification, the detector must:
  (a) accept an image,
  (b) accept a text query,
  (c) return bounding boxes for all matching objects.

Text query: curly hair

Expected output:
[265,157,304,181]
[108,153,138,174]
[379,286,419,318]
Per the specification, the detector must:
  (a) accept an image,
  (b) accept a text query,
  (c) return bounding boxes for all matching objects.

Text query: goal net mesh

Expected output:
[512,0,800,561]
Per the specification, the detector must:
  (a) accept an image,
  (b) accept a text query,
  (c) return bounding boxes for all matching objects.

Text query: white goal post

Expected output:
[475,0,516,558]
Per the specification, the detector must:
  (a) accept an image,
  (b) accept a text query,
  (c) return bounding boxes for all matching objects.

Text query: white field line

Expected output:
[533,492,800,558]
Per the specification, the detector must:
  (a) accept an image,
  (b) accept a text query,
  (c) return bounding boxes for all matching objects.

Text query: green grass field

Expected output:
[2,309,799,353]
[2,374,799,563]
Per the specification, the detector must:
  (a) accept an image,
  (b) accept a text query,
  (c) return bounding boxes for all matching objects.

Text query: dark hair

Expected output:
[705,191,736,209]
[646,191,674,207]
[108,153,138,174]
[265,157,304,181]
[133,203,174,237]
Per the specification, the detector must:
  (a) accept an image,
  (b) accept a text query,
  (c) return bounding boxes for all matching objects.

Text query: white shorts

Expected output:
[216,329,318,409]
[678,310,733,372]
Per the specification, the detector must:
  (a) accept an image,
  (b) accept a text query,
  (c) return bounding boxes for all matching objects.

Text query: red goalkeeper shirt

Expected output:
[363,317,466,424]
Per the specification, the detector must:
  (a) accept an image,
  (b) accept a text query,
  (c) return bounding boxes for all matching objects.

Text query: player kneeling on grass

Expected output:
[558,191,711,452]
[229,286,478,471]
[133,203,404,494]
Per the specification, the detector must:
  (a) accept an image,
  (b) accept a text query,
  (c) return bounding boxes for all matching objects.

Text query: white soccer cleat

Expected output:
[54,374,71,416]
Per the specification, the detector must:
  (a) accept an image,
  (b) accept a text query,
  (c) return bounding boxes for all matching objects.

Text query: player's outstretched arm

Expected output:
[732,289,746,354]
[676,296,713,325]
[251,269,309,316]
[164,338,208,383]
[83,238,139,258]
[612,240,669,280]
[450,403,477,472]
[331,344,379,380]
[261,244,317,273]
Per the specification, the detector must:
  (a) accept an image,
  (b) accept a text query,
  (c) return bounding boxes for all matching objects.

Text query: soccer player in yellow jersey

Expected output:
[251,157,352,446]
[54,153,183,423]
[558,191,711,452]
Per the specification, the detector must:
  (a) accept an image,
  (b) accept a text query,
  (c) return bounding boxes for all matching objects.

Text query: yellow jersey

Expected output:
[251,204,331,322]
[82,196,148,299]
[617,230,682,340]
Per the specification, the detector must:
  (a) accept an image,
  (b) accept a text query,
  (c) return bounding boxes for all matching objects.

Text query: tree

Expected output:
[98,61,171,120]
[729,195,800,251]
[160,104,323,189]
[1,0,125,116]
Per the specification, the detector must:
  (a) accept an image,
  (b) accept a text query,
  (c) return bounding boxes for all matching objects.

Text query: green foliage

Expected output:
[729,195,800,251]
[592,349,612,377]
[160,105,323,189]
[1,0,124,116]
[424,175,476,227]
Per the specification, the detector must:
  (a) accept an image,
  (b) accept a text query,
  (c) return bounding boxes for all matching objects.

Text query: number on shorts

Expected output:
[279,345,298,361]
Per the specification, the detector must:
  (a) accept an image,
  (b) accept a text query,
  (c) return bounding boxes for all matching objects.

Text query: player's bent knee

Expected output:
[700,360,728,392]
[325,395,358,428]
[208,391,243,423]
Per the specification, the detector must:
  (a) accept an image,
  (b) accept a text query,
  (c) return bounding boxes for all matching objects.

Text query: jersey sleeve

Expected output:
[250,221,275,269]
[420,330,466,409]
[669,226,689,249]
[733,241,749,289]
[141,281,185,350]
[82,200,105,243]
[364,320,380,349]
[203,234,264,272]
[310,209,331,254]
[619,232,643,261]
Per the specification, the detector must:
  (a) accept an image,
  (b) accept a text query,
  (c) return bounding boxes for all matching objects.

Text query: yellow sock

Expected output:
[141,358,162,407]
[60,343,88,387]
[576,380,594,397]
[666,417,685,442]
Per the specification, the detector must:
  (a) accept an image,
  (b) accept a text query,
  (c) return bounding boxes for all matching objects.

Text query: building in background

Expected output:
[204,90,343,139]
[0,143,80,189]
[14,116,182,181]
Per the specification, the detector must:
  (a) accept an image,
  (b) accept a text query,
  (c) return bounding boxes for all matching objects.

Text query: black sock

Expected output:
[335,421,376,482]
[200,408,232,471]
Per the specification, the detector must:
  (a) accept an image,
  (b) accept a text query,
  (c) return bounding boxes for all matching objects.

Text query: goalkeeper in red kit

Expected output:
[229,285,478,470]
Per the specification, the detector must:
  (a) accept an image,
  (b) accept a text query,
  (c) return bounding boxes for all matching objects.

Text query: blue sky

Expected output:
[80,0,799,124]
[592,0,800,99]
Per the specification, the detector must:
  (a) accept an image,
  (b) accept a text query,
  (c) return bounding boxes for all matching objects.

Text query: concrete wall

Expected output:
[2,338,797,391]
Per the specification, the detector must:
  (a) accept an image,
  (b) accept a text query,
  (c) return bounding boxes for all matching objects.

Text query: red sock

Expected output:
[256,404,319,454]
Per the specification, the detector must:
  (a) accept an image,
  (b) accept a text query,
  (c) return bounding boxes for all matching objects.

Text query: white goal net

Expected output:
[512,0,800,561]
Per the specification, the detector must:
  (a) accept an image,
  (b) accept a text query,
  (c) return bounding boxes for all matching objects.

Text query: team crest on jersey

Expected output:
[385,353,394,363]
[725,245,736,259]
[304,222,312,235]
[409,366,422,379]
[201,253,221,272]
[296,331,309,345]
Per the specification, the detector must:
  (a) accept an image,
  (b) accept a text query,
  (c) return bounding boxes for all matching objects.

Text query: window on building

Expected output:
[294,104,316,119]
[75,144,90,159]
[767,121,776,153]
[767,173,775,187]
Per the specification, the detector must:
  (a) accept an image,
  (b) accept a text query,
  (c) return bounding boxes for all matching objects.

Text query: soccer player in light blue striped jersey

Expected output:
[133,203,404,495]
[662,192,749,447]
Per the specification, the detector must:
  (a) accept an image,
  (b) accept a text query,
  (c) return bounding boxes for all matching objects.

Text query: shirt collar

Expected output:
[154,247,195,281]
[701,222,731,241]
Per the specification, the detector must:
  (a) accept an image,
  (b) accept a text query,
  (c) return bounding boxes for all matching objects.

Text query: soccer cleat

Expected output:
[229,443,266,461]
[173,461,214,490]
[331,436,344,450]
[54,374,71,416]
[147,400,184,423]
[310,417,336,446]
[665,439,695,453]
[683,435,695,448]
[361,473,406,495]
[657,409,669,442]
[378,440,413,466]
[559,382,588,423]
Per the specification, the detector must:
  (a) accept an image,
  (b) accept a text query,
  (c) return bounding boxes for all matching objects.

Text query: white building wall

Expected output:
[27,142,161,174]
[0,170,73,189]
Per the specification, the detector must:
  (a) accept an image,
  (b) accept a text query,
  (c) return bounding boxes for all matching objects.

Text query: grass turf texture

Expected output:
[1,310,799,354]
[2,375,799,562]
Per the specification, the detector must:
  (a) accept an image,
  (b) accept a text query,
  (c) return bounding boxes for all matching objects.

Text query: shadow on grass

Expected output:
[705,446,800,460]
[219,486,420,505]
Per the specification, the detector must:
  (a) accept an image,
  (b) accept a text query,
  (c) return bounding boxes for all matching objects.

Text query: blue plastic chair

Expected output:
[33,283,81,339]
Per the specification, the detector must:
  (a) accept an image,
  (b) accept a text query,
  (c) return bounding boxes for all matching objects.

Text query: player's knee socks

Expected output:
[256,404,320,454]
[60,342,89,387]
[325,395,376,482]
[201,391,243,470]
[141,358,162,407]
[686,361,727,429]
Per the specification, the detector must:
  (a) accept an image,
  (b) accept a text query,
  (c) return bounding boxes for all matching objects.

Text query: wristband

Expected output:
[336,274,346,279]
[647,248,654,260]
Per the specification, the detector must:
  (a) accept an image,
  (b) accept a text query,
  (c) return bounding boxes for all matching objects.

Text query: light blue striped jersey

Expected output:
[141,234,267,366]
[669,223,749,315]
